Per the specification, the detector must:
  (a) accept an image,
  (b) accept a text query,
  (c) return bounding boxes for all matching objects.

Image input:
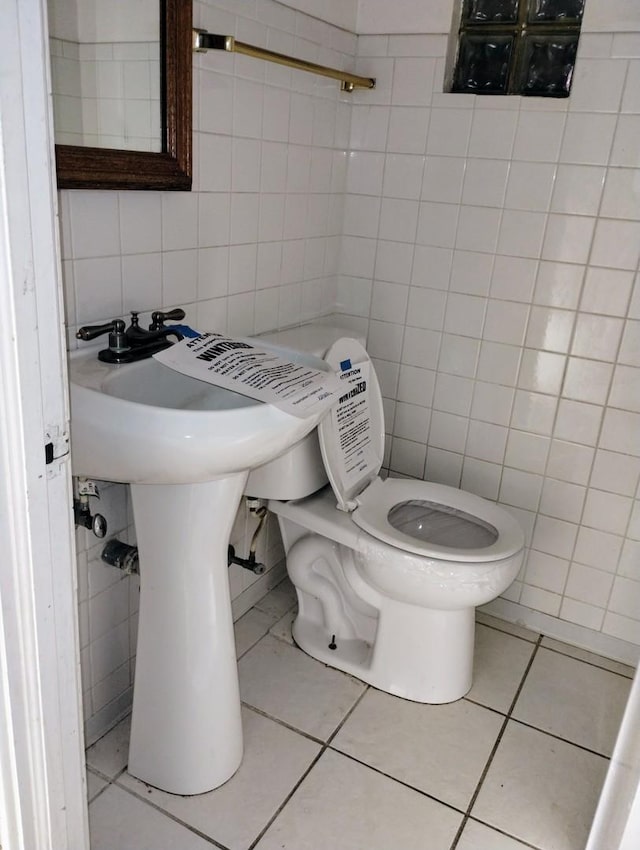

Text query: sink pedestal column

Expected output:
[128,474,248,795]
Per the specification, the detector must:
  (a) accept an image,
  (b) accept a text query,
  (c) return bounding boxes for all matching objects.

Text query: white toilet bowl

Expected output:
[246,326,524,703]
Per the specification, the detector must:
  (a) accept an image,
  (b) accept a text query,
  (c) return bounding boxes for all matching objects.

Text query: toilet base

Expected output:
[292,598,475,704]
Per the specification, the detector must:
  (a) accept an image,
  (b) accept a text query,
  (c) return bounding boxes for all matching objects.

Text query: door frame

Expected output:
[0,0,88,847]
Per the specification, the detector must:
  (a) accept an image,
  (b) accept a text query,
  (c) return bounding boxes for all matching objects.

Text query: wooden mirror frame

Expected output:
[55,0,192,190]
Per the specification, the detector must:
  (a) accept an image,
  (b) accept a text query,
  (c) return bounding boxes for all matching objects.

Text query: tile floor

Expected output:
[87,579,635,850]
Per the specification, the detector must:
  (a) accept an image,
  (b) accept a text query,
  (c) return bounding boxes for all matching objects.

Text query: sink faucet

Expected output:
[76,309,186,364]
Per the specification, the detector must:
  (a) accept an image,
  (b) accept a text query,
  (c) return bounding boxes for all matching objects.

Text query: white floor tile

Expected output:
[238,635,366,740]
[234,607,277,658]
[512,648,631,755]
[86,714,131,778]
[541,637,635,678]
[476,612,540,642]
[456,819,533,850]
[118,707,320,850]
[472,722,608,850]
[466,625,536,713]
[253,578,297,619]
[332,689,503,811]
[87,768,108,802]
[269,608,296,645]
[254,749,462,850]
[89,784,213,850]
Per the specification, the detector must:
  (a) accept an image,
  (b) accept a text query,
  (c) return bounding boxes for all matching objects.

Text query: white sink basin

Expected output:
[67,341,333,795]
[69,345,328,484]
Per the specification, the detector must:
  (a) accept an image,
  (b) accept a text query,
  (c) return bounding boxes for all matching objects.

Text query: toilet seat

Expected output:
[353,477,524,563]
[319,338,524,564]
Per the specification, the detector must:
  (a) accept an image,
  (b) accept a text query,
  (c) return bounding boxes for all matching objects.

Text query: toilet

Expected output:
[246,324,524,704]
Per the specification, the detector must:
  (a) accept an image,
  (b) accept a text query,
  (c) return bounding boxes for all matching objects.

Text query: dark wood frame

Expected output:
[55,0,192,190]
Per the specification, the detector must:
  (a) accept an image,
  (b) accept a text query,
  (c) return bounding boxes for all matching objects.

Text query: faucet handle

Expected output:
[150,308,185,331]
[76,319,126,341]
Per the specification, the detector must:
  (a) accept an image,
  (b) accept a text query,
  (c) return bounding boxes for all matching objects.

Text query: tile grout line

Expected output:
[464,815,546,850]
[110,777,232,850]
[323,745,468,818]
[246,685,371,850]
[507,716,613,761]
[477,615,635,679]
[448,632,544,850]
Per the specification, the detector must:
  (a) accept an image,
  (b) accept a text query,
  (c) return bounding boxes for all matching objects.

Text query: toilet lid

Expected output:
[318,338,385,512]
[353,477,524,562]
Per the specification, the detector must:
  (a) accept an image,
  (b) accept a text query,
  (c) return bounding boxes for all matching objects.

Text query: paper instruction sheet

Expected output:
[153,332,341,419]
[329,359,378,492]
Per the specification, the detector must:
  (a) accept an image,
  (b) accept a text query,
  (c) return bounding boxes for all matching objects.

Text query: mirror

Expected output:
[50,0,192,190]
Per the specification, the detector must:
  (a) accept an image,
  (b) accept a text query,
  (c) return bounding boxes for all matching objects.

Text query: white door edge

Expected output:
[0,0,88,848]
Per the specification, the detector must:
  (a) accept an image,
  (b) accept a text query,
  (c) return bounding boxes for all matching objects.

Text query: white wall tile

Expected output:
[609,364,640,412]
[541,214,596,265]
[470,382,515,426]
[573,527,623,573]
[591,450,640,497]
[69,192,120,258]
[580,267,634,316]
[456,206,501,254]
[599,408,640,455]
[512,112,566,162]
[476,341,521,385]
[443,293,486,337]
[611,115,640,166]
[565,564,614,608]
[571,314,624,362]
[411,245,453,289]
[621,60,640,113]
[551,165,605,216]
[450,251,493,296]
[560,113,617,165]
[505,430,550,474]
[591,219,640,270]
[532,515,579,560]
[407,287,447,330]
[468,110,518,160]
[416,202,459,248]
[462,159,509,208]
[569,59,628,113]
[378,198,420,242]
[518,350,566,396]
[497,210,546,259]
[425,447,463,487]
[526,306,575,353]
[540,478,586,524]
[534,262,584,310]
[582,489,633,535]
[554,399,603,446]
[387,107,430,154]
[391,58,436,106]
[422,157,466,204]
[546,440,595,487]
[427,109,472,157]
[382,154,425,200]
[491,255,538,304]
[526,550,569,595]
[505,162,556,213]
[562,358,613,405]
[438,334,480,377]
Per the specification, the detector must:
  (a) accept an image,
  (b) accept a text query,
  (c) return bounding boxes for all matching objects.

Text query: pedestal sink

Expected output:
[69,345,330,795]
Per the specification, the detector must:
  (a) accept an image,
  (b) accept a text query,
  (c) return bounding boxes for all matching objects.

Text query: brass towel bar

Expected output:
[193,30,376,92]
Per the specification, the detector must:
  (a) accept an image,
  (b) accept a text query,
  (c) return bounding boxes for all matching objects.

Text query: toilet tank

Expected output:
[244,322,366,500]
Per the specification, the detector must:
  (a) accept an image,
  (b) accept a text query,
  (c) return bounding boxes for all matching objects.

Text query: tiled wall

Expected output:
[59,0,640,742]
[335,21,640,659]
[59,0,355,742]
[50,38,161,151]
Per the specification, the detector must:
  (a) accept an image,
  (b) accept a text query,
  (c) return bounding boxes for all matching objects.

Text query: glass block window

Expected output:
[449,0,584,97]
